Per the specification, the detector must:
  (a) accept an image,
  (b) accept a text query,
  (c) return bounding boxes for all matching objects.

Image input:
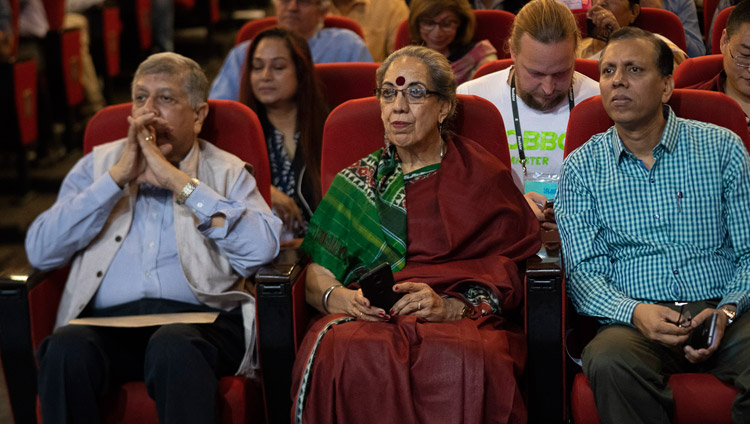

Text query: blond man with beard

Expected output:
[457,0,599,230]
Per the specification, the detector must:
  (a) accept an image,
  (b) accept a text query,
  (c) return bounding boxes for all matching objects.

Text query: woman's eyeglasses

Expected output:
[374,86,440,104]
[419,18,459,32]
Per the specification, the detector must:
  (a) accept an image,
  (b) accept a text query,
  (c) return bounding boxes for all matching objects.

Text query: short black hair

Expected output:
[599,27,673,76]
[726,0,750,39]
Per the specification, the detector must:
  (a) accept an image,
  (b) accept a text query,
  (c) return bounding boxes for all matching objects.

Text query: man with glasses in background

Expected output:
[209,0,372,100]
[690,0,750,121]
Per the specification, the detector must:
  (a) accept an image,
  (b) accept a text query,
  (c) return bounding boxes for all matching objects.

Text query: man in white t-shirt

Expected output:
[458,0,599,228]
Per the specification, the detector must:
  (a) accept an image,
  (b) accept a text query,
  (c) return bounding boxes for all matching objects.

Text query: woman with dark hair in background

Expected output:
[408,0,497,84]
[239,28,329,246]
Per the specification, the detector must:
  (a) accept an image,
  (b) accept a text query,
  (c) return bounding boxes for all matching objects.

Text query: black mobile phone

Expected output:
[358,263,403,311]
[688,312,719,350]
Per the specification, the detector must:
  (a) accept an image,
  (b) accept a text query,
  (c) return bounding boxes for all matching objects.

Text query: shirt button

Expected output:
[649,178,655,183]
[197,202,203,208]
[149,242,155,248]
[145,271,151,277]
[673,269,679,275]
[654,214,660,220]
[96,271,103,277]
[115,235,122,242]
[152,213,158,219]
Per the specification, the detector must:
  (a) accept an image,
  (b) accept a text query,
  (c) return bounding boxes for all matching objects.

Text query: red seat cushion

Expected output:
[571,372,738,424]
[38,377,263,423]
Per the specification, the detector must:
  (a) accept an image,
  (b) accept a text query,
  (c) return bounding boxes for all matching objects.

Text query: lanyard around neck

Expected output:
[510,71,575,176]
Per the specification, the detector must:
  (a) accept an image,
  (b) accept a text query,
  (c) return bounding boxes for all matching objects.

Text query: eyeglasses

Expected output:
[728,45,750,69]
[276,0,319,7]
[374,86,440,104]
[419,18,459,32]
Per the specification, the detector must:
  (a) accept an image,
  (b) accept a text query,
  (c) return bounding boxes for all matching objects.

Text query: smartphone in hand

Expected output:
[687,312,719,350]
[359,263,404,311]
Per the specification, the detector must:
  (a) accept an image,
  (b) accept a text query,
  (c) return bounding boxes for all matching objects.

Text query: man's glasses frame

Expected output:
[728,45,750,69]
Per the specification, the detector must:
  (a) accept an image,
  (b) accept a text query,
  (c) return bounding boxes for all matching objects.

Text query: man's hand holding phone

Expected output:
[684,309,728,363]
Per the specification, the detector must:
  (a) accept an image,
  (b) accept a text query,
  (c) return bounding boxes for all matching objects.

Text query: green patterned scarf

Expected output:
[301,145,407,285]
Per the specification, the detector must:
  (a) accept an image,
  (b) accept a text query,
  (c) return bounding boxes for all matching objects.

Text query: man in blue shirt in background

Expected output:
[557,27,750,423]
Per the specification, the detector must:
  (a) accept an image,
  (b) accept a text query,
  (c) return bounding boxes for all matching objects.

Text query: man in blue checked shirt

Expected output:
[557,27,750,423]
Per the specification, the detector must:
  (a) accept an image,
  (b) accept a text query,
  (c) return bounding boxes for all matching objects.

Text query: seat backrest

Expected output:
[472,57,601,81]
[712,6,735,55]
[394,10,515,59]
[704,0,721,46]
[82,100,271,204]
[235,15,365,45]
[633,7,687,52]
[574,8,687,52]
[673,54,724,88]
[314,62,380,110]
[320,94,508,194]
[564,89,750,159]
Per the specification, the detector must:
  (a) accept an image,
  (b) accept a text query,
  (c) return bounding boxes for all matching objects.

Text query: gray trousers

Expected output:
[582,300,750,424]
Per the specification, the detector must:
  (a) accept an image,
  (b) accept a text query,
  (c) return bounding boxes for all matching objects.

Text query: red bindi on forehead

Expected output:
[396,76,405,86]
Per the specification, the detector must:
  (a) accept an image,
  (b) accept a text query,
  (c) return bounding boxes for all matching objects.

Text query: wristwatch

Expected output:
[720,306,737,326]
[176,178,200,205]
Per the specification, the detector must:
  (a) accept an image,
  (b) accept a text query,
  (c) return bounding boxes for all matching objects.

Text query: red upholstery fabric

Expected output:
[235,15,365,45]
[704,0,720,45]
[314,62,379,110]
[712,6,734,55]
[136,0,152,51]
[634,8,687,52]
[9,0,19,57]
[574,8,687,52]
[41,0,64,30]
[673,54,723,88]
[61,28,84,106]
[102,7,122,78]
[13,60,38,145]
[564,89,750,158]
[320,94,508,194]
[571,372,738,424]
[82,100,272,205]
[394,9,514,58]
[473,57,600,81]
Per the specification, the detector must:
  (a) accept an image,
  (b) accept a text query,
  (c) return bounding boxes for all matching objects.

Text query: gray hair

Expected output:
[376,45,457,120]
[132,52,209,109]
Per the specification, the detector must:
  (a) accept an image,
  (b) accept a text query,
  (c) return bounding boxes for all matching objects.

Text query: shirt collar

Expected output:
[611,104,678,162]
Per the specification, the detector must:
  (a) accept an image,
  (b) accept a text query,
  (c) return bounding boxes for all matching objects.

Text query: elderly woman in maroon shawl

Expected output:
[292,45,541,423]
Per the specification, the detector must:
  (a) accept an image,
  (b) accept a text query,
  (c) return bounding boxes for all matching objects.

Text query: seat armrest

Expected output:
[0,264,39,424]
[255,248,309,424]
[525,245,564,424]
